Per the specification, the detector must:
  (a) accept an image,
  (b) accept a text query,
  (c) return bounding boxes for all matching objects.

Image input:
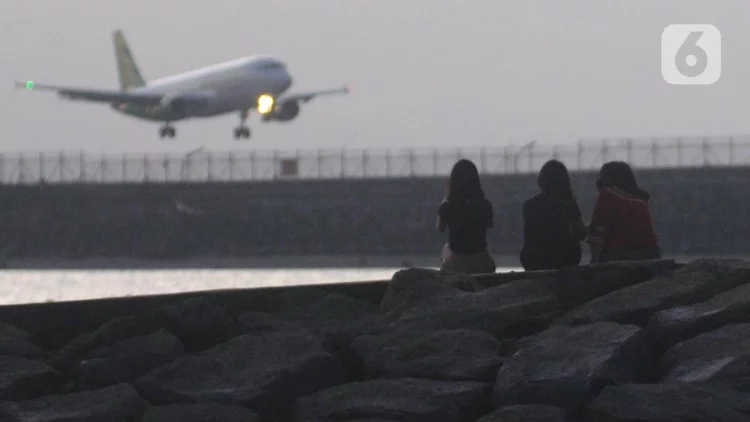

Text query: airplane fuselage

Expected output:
[111,56,293,122]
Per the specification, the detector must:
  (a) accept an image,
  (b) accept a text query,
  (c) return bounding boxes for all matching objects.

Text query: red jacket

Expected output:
[588,187,659,252]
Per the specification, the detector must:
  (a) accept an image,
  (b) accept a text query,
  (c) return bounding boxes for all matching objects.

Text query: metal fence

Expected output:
[5,135,750,184]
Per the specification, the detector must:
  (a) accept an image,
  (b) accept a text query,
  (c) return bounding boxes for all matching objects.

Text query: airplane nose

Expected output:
[280,71,292,91]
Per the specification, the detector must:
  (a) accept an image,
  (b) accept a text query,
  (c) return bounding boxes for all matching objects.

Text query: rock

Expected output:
[350,329,509,382]
[0,335,42,359]
[0,323,30,341]
[244,291,386,351]
[380,268,484,312]
[136,331,344,421]
[560,262,748,327]
[532,259,679,310]
[476,405,567,422]
[388,279,562,340]
[586,383,750,422]
[292,378,492,422]
[659,323,750,391]
[647,282,750,354]
[73,328,185,390]
[0,383,148,422]
[142,403,260,422]
[492,322,653,416]
[0,356,60,401]
[50,297,240,369]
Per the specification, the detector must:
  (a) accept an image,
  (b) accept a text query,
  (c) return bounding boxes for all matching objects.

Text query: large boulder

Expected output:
[142,403,260,422]
[380,268,484,313]
[72,328,185,390]
[0,383,148,422]
[291,378,492,422]
[586,383,750,422]
[0,356,60,401]
[248,290,386,350]
[647,282,750,354]
[492,322,653,415]
[349,329,510,382]
[659,323,750,391]
[49,297,240,370]
[476,405,567,422]
[136,330,344,421]
[387,279,562,341]
[560,261,750,327]
[0,335,42,359]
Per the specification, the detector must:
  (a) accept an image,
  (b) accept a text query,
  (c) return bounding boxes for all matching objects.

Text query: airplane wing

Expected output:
[14,80,163,105]
[278,85,350,103]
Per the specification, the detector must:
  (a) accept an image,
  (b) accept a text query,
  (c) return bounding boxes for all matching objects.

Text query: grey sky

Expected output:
[2,0,750,154]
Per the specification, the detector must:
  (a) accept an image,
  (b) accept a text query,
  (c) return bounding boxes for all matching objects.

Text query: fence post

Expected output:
[228,152,234,181]
[38,152,44,183]
[702,137,709,167]
[409,149,415,177]
[79,152,85,182]
[480,147,486,174]
[250,151,256,180]
[362,149,367,177]
[207,152,213,182]
[503,147,510,174]
[527,143,534,173]
[729,136,735,166]
[317,149,323,178]
[340,148,345,179]
[651,139,657,167]
[677,137,683,167]
[386,149,391,177]
[577,140,583,171]
[101,154,107,183]
[627,138,633,164]
[122,153,127,182]
[58,152,64,183]
[433,149,438,176]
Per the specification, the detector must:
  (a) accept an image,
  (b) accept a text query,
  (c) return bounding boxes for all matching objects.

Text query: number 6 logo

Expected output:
[662,24,721,85]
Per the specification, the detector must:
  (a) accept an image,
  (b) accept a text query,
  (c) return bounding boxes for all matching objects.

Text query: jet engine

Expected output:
[261,100,300,122]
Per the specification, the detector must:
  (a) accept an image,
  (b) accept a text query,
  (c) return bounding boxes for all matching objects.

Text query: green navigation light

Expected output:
[25,81,35,90]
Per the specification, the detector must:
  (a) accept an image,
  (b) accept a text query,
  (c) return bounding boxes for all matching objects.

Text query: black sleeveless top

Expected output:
[438,198,493,254]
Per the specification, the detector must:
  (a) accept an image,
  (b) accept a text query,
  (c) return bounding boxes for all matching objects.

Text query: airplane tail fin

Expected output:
[112,30,146,91]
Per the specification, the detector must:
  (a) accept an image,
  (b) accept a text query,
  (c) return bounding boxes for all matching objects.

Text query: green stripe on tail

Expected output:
[113,30,146,91]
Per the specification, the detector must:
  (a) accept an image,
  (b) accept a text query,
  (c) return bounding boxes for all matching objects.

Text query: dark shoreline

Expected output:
[1,253,748,270]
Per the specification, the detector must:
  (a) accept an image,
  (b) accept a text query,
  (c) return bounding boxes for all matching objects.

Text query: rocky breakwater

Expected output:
[7,259,750,420]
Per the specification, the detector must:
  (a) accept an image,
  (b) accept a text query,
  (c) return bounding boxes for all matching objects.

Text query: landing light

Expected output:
[258,94,274,114]
[25,81,35,90]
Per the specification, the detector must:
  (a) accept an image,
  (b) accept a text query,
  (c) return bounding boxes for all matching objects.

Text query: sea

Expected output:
[0,266,524,306]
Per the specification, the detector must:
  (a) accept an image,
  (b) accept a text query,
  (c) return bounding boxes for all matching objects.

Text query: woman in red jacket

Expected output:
[586,161,661,263]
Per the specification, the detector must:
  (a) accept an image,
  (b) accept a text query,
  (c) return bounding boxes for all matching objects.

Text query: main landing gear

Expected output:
[159,124,176,138]
[234,109,251,140]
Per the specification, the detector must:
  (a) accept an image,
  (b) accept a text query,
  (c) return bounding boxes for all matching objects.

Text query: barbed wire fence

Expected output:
[4,135,750,185]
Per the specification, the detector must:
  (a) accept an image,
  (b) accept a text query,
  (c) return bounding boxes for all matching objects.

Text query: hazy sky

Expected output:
[2,1,750,154]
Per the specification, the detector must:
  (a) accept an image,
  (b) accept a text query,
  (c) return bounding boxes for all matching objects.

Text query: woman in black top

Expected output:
[520,159,586,271]
[437,159,496,274]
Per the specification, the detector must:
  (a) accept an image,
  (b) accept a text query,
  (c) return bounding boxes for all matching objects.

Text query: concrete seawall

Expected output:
[0,166,748,265]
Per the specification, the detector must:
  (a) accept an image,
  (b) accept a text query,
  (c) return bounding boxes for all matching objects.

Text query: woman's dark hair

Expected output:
[537,159,574,200]
[595,161,650,200]
[446,159,485,201]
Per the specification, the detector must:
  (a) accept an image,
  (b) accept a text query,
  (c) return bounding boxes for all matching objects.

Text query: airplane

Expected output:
[15,30,349,139]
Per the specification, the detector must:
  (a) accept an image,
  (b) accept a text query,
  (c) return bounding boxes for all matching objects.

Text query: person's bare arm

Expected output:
[437,214,446,232]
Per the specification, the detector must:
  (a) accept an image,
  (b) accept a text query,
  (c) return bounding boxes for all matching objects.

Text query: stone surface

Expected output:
[350,329,509,382]
[586,383,750,422]
[142,403,260,422]
[0,335,42,359]
[492,322,652,415]
[50,297,240,369]
[0,356,60,401]
[476,405,567,422]
[72,328,185,390]
[647,282,750,353]
[0,383,148,422]
[380,268,484,312]
[660,323,750,391]
[136,330,344,420]
[292,378,492,422]
[560,263,748,326]
[387,279,562,340]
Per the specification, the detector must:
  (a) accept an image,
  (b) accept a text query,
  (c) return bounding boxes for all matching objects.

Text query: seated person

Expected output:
[520,159,586,271]
[586,161,661,263]
[437,159,496,274]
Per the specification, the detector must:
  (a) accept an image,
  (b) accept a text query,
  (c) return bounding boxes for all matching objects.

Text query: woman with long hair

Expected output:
[587,161,660,263]
[436,159,496,274]
[520,159,586,270]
